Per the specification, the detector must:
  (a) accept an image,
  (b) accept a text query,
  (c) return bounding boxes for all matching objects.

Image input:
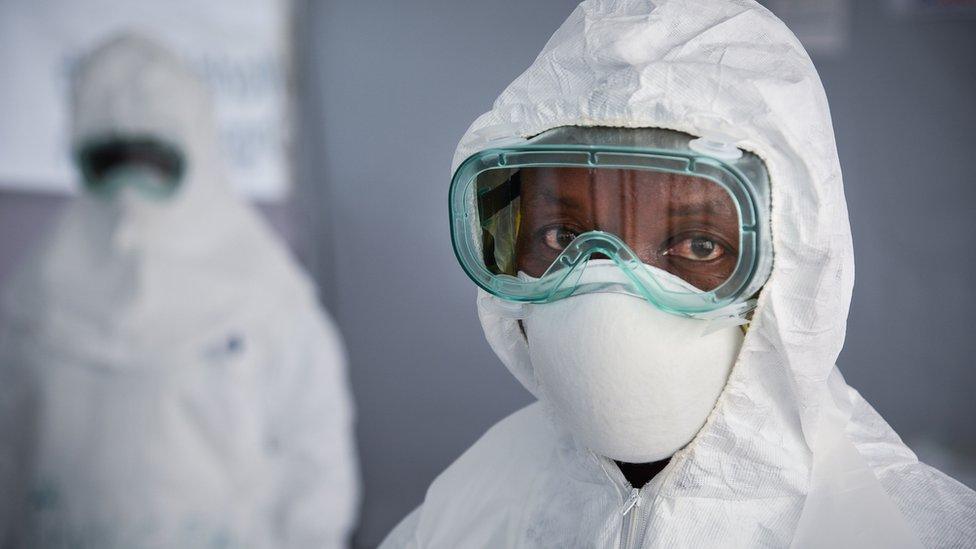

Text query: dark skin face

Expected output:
[514,167,740,291]
[514,167,740,487]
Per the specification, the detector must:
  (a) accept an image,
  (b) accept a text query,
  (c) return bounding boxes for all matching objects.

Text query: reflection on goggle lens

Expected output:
[478,167,740,292]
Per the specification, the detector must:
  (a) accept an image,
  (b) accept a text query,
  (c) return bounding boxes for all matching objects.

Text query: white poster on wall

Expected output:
[0,0,291,201]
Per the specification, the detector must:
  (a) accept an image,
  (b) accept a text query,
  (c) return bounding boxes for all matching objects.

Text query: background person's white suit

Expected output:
[0,34,359,548]
[382,0,976,547]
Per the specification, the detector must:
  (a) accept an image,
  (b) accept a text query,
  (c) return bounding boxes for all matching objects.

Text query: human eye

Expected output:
[663,233,731,262]
[541,225,581,252]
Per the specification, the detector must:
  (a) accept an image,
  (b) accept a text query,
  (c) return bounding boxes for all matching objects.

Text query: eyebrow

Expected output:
[525,184,736,218]
[668,199,736,217]
[526,186,586,210]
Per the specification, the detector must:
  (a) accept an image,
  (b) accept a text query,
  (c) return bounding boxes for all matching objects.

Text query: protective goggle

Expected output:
[75,136,185,200]
[449,126,772,319]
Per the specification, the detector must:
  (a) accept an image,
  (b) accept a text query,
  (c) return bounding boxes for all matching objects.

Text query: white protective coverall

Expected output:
[0,35,359,548]
[382,1,976,547]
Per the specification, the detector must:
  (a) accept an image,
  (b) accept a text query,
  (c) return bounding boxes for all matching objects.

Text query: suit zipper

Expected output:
[598,455,661,549]
[620,487,643,549]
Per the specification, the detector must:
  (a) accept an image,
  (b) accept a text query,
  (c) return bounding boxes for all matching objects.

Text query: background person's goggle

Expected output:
[75,136,185,200]
[449,126,773,318]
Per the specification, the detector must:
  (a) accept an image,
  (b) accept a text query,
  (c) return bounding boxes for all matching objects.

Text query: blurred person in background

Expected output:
[382,0,975,547]
[0,34,358,548]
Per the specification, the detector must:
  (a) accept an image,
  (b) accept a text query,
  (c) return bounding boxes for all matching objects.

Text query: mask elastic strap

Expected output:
[693,299,755,334]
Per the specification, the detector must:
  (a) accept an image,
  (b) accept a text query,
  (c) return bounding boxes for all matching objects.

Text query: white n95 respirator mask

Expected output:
[523,291,743,463]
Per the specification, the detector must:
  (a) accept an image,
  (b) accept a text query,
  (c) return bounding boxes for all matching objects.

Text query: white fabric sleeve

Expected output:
[379,506,422,549]
[267,307,360,548]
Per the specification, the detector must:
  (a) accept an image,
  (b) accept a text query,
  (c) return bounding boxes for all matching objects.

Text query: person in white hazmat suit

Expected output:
[381,0,976,547]
[0,34,359,547]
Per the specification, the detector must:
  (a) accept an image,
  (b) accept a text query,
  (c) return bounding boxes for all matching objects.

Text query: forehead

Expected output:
[519,167,735,210]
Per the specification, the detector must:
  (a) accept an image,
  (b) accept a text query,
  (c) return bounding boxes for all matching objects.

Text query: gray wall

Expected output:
[825,2,976,452]
[300,1,976,546]
[299,2,579,545]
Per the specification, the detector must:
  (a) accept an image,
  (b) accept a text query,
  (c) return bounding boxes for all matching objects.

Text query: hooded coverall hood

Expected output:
[4,33,304,357]
[381,1,976,547]
[0,34,359,547]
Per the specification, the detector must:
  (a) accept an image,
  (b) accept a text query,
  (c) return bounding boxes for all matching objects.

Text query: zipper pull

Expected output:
[621,487,642,516]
